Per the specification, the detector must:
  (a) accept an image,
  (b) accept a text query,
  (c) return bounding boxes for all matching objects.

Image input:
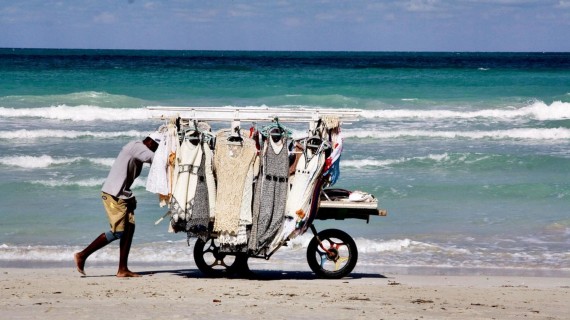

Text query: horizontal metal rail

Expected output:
[146,106,361,123]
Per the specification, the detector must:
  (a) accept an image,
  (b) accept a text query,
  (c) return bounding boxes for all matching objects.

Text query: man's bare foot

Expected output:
[74,252,86,276]
[116,269,141,277]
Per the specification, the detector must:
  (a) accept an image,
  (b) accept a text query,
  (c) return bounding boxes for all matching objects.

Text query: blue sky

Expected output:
[1,0,569,51]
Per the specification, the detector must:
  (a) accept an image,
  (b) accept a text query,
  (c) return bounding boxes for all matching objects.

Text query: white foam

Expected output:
[343,127,570,141]
[30,177,147,188]
[0,155,115,168]
[356,238,414,252]
[0,105,152,121]
[2,100,569,123]
[341,153,453,168]
[30,178,106,187]
[360,100,570,121]
[0,129,144,140]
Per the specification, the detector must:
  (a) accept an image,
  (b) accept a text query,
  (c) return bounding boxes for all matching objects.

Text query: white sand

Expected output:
[1,266,569,319]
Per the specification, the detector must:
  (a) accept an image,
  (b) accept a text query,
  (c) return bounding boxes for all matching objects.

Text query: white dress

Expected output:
[170,139,203,223]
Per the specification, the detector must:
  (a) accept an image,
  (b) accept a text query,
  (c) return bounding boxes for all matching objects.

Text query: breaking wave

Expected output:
[0,129,144,140]
[0,155,114,168]
[0,105,153,121]
[343,127,570,140]
[360,100,570,121]
[1,100,569,123]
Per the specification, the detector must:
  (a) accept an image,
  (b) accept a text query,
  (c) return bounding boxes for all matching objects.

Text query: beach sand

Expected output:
[1,265,569,320]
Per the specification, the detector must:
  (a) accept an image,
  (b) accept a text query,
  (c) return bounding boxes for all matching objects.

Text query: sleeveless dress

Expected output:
[186,148,210,240]
[249,137,289,253]
[213,129,258,246]
[170,138,203,231]
[268,138,326,253]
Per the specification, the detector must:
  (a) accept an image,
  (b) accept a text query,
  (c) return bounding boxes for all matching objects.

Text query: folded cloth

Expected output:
[348,190,374,202]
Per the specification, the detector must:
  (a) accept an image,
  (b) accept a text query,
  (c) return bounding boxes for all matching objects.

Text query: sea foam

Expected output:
[0,104,153,121]
[0,129,144,140]
[3,100,569,123]
[29,177,147,188]
[343,128,570,140]
[0,155,115,168]
[360,100,570,121]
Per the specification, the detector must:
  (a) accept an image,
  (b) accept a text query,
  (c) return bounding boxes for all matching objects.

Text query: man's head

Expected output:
[143,132,161,152]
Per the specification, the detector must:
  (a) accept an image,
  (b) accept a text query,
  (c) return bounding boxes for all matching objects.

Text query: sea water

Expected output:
[1,49,569,276]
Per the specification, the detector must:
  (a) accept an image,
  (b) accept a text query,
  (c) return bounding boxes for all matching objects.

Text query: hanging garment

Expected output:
[163,123,179,206]
[268,136,327,253]
[213,129,258,246]
[186,150,209,240]
[322,117,343,187]
[146,126,169,195]
[186,142,216,240]
[248,135,290,253]
[146,123,179,206]
[170,138,203,231]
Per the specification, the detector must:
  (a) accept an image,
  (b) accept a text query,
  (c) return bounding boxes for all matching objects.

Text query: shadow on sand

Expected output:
[135,268,388,281]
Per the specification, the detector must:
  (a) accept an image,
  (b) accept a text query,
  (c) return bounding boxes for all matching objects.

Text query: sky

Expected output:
[1,0,569,52]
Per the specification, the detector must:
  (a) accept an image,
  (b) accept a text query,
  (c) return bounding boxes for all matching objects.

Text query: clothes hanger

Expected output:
[261,117,292,140]
[227,123,243,146]
[183,120,202,145]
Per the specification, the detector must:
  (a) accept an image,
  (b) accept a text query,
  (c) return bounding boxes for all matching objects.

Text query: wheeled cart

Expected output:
[192,188,386,279]
[147,106,386,279]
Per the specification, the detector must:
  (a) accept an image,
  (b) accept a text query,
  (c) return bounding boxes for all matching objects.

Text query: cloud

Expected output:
[93,12,116,24]
[282,16,303,28]
[228,4,259,17]
[558,1,570,8]
[404,0,441,12]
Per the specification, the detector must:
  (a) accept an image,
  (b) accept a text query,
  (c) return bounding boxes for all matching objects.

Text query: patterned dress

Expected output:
[213,129,258,246]
[186,149,210,240]
[170,138,202,231]
[268,137,326,253]
[249,137,289,253]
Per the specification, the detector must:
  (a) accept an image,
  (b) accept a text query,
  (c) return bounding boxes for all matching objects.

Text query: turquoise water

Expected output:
[0,49,569,275]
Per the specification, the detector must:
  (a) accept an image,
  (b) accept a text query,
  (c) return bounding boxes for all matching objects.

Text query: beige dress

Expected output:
[213,129,258,245]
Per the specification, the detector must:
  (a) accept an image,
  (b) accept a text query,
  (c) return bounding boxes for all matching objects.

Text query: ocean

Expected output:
[1,49,569,276]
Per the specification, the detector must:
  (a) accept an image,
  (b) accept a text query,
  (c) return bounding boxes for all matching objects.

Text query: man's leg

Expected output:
[74,233,110,275]
[117,221,140,277]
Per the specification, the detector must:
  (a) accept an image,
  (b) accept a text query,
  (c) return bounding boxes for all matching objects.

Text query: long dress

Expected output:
[249,136,289,253]
[186,148,210,240]
[213,129,258,246]
[268,138,326,253]
[170,138,203,231]
[185,140,216,240]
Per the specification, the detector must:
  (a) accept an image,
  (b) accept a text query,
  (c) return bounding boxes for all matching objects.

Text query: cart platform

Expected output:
[316,188,386,223]
[317,200,386,223]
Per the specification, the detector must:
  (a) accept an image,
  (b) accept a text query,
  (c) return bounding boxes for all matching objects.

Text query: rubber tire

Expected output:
[306,229,358,279]
[193,237,248,277]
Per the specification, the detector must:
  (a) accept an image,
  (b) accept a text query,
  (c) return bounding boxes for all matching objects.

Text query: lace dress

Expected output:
[213,129,258,246]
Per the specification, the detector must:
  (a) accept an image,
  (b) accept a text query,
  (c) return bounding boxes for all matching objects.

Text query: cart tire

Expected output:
[193,237,248,277]
[306,229,358,279]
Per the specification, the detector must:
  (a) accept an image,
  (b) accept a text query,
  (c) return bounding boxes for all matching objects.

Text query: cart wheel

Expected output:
[306,229,358,279]
[193,237,248,277]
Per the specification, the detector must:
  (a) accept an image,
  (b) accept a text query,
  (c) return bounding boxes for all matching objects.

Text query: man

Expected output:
[74,133,160,277]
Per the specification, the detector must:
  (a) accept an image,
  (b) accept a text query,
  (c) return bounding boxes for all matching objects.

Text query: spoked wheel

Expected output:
[193,237,248,277]
[306,229,358,279]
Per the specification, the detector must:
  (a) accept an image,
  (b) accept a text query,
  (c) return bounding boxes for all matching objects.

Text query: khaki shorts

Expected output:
[101,192,136,233]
